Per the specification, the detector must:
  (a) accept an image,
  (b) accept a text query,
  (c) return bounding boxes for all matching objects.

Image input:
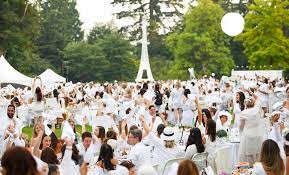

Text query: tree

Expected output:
[37,0,84,71]
[64,25,137,82]
[0,0,50,76]
[166,0,235,79]
[236,0,289,71]
[111,0,184,40]
[87,24,114,44]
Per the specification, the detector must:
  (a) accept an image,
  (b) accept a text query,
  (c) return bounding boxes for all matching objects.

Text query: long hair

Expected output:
[61,144,80,165]
[35,87,43,102]
[97,144,116,171]
[97,126,106,142]
[186,128,205,153]
[260,139,284,175]
[177,159,199,175]
[1,146,40,175]
[41,147,59,164]
[206,119,216,142]
[237,91,245,111]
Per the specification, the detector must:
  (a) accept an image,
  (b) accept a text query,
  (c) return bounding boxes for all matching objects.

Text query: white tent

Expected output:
[0,55,32,86]
[39,68,66,84]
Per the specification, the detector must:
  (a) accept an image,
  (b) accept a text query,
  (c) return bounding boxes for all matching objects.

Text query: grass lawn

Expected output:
[22,125,93,139]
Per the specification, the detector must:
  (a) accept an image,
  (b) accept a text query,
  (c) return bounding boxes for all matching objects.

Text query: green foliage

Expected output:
[63,25,137,82]
[166,0,235,79]
[111,0,184,40]
[0,0,50,76]
[87,24,114,44]
[37,0,84,70]
[236,0,289,71]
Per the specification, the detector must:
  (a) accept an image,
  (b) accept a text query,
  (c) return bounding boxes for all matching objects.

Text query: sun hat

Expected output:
[160,127,175,141]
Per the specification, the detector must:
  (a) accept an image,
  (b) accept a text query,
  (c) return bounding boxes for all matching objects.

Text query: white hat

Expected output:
[137,166,157,175]
[218,111,232,123]
[160,127,175,141]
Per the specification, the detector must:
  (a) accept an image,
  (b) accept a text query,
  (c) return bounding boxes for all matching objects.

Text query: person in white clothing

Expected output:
[140,115,181,165]
[185,127,205,159]
[127,128,151,169]
[238,91,264,166]
[252,139,284,175]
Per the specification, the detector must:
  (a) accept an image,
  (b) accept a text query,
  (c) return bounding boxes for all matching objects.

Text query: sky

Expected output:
[76,0,115,35]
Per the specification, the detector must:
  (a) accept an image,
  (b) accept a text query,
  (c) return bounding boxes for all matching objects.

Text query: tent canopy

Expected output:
[0,55,32,86]
[39,69,66,84]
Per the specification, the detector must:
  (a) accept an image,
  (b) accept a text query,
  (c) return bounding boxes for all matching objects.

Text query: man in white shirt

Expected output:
[76,131,97,164]
[127,128,151,169]
[1,105,21,135]
[145,105,165,133]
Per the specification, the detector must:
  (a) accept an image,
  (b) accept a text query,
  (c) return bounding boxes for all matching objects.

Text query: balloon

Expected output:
[221,12,245,36]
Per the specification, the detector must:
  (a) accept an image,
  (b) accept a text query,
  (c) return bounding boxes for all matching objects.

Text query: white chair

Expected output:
[161,157,184,175]
[215,146,232,174]
[192,152,208,170]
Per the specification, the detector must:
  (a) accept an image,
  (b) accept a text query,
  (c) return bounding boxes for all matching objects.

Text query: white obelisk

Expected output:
[135,16,154,82]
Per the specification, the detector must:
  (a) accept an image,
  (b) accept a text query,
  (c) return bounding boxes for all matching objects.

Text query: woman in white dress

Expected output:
[258,78,270,115]
[171,81,184,125]
[181,89,197,127]
[252,139,284,175]
[238,91,264,166]
[232,91,245,127]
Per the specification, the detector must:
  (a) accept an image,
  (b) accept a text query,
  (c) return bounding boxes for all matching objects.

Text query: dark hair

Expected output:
[139,88,146,96]
[129,125,138,132]
[154,84,160,92]
[142,83,148,90]
[53,89,59,101]
[186,128,205,153]
[48,164,59,175]
[184,89,191,98]
[50,132,58,150]
[96,126,106,142]
[202,109,211,119]
[41,147,59,164]
[129,129,142,142]
[177,159,199,175]
[1,146,39,175]
[7,104,16,111]
[237,91,245,111]
[206,119,216,142]
[81,132,92,141]
[148,105,155,110]
[157,124,165,136]
[284,133,289,156]
[120,160,135,170]
[260,139,284,175]
[106,130,117,140]
[35,87,43,102]
[97,144,116,171]
[40,133,51,150]
[61,144,80,165]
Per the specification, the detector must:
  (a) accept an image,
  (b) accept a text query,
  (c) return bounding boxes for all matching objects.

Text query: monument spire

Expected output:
[135,15,154,82]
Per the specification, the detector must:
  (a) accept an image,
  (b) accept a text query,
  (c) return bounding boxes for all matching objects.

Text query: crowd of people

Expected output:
[0,74,288,175]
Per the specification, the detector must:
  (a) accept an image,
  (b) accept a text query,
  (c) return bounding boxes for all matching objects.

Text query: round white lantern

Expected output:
[221,12,245,36]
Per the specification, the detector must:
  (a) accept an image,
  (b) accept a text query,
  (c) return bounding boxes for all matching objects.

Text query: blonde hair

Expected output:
[245,97,255,108]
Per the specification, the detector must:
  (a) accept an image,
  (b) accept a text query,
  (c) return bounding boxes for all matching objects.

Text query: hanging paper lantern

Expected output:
[221,12,244,36]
